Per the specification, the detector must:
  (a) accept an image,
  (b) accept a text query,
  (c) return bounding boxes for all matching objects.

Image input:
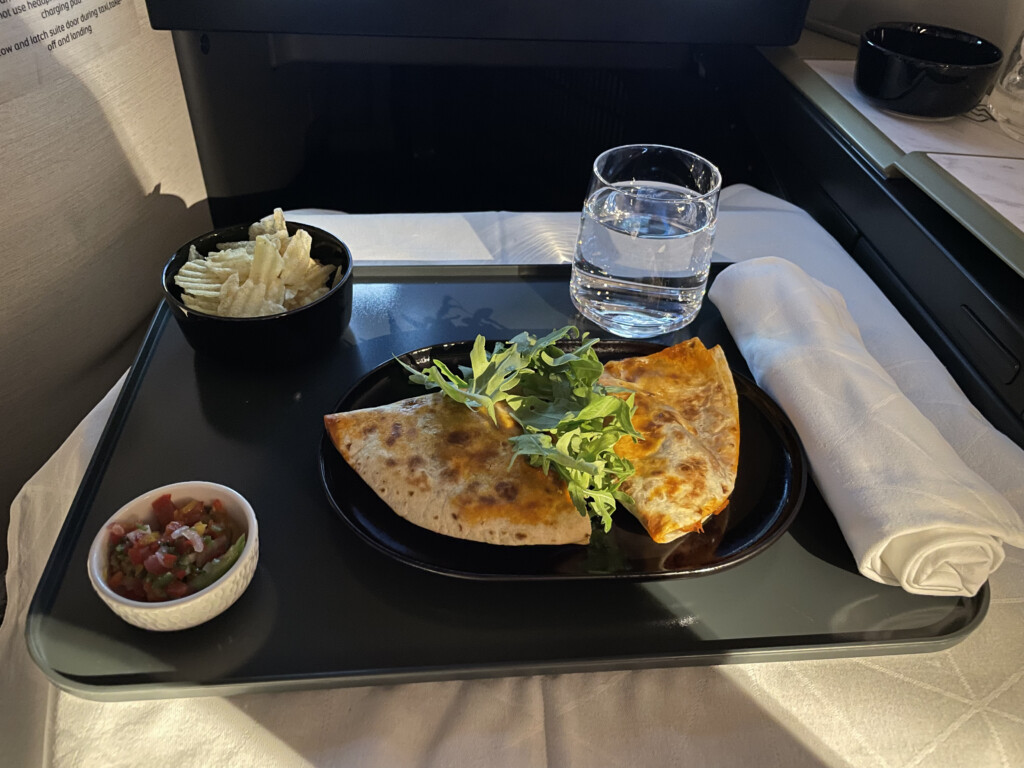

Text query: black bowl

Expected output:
[162,220,354,364]
[855,22,1003,118]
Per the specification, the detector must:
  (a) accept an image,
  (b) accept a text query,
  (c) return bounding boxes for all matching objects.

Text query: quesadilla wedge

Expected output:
[601,339,740,543]
[604,384,735,542]
[324,392,591,546]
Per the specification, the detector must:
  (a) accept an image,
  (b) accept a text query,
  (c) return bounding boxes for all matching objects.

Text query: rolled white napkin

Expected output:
[708,257,1024,596]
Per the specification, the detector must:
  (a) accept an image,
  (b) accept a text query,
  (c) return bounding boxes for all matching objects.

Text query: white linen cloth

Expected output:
[710,190,1024,525]
[708,257,1024,595]
[4,185,1024,768]
[285,209,580,265]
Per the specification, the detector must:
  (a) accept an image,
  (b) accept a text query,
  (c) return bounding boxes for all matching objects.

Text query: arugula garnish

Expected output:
[398,326,639,531]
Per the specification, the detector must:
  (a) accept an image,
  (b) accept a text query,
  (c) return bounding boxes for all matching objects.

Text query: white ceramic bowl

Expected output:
[87,481,259,631]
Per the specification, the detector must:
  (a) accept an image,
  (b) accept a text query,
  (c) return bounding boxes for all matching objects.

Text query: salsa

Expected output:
[106,493,246,602]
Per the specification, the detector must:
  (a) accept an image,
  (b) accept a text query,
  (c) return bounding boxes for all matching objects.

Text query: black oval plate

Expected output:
[319,340,806,581]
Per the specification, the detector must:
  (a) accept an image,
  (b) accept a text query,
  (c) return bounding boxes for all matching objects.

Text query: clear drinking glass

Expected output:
[569,144,722,339]
[988,29,1024,142]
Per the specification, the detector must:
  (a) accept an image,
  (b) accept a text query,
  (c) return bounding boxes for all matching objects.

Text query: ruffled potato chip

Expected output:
[173,209,332,318]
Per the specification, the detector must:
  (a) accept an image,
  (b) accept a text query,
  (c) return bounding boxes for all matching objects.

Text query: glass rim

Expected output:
[592,143,722,201]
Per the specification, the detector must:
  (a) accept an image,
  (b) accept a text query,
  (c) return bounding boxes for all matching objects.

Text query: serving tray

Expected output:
[26,264,989,701]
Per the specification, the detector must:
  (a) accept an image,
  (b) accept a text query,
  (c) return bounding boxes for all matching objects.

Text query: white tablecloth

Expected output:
[3,186,1023,767]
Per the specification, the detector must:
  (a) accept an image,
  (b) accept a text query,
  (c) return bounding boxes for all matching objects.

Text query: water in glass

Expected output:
[570,181,716,338]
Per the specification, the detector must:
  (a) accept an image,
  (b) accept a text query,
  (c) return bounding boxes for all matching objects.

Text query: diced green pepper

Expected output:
[187,533,246,592]
[151,571,175,589]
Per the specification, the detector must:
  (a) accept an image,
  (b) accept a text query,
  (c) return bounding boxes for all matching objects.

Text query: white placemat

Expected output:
[806,59,1024,159]
[285,209,580,265]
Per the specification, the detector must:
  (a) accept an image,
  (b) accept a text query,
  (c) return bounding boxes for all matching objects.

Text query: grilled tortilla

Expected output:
[324,393,590,545]
[602,339,740,543]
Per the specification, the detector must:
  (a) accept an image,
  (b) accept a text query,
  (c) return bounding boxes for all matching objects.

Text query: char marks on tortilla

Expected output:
[601,338,739,543]
[324,393,591,546]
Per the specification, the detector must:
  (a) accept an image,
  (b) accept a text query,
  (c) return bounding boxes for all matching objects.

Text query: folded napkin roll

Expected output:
[708,257,1024,596]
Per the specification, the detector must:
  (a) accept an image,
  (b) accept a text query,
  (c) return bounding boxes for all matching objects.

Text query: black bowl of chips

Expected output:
[161,211,354,364]
[855,22,1003,118]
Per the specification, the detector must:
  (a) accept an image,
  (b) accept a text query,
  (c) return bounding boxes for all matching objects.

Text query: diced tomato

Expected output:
[121,575,144,601]
[128,543,149,565]
[143,580,165,602]
[107,570,124,589]
[176,500,204,526]
[143,549,178,575]
[108,523,127,544]
[152,493,177,528]
[165,580,190,599]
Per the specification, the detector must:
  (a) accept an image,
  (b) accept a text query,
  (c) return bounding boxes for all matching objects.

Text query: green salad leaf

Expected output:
[398,326,640,531]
